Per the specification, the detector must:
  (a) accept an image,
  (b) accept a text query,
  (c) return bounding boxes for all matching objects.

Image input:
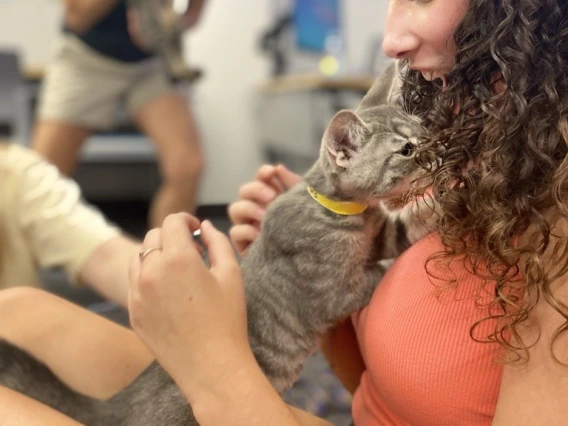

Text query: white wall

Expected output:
[0,0,389,205]
[188,0,388,204]
[187,0,272,204]
[344,0,387,72]
[0,0,61,66]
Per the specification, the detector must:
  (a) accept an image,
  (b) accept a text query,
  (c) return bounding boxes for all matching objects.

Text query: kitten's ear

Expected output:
[357,60,404,110]
[323,110,370,168]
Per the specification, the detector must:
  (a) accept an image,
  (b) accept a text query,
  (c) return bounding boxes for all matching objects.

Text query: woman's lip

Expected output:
[416,69,448,90]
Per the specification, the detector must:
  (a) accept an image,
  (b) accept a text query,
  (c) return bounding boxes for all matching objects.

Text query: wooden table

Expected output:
[258,73,376,95]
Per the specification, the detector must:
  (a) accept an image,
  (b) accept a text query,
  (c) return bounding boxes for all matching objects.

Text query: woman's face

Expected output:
[382,0,469,83]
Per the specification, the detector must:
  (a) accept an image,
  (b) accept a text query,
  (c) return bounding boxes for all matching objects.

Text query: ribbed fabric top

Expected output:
[352,233,503,425]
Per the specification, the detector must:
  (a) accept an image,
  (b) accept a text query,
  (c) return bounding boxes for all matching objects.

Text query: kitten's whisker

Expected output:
[372,132,397,137]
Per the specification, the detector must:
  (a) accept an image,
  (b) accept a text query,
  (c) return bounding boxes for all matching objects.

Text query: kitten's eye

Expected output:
[399,142,414,157]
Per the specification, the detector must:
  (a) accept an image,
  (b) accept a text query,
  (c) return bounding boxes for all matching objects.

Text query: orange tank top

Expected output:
[352,233,503,425]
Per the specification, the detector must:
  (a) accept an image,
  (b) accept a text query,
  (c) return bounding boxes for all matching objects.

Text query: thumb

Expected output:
[200,220,240,276]
[275,165,303,190]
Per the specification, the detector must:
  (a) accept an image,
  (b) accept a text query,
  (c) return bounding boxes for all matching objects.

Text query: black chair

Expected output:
[0,51,28,140]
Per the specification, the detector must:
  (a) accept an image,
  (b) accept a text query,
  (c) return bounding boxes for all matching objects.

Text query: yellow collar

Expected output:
[307,186,367,216]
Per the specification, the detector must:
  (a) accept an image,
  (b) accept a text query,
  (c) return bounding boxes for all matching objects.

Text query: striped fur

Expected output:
[243,104,437,393]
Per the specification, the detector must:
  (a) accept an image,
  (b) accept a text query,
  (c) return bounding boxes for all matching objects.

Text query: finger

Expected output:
[128,248,142,286]
[229,224,260,256]
[254,164,277,181]
[142,228,162,250]
[275,164,303,190]
[254,165,284,194]
[139,229,163,269]
[227,200,266,226]
[161,213,201,255]
[238,181,278,206]
[127,286,135,324]
[201,220,239,273]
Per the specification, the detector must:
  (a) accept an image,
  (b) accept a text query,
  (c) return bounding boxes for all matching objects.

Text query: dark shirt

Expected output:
[64,1,153,63]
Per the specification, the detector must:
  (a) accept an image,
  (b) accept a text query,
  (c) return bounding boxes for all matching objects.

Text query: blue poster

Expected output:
[294,0,341,52]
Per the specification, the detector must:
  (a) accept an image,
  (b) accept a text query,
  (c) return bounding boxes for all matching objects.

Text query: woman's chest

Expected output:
[353,235,503,425]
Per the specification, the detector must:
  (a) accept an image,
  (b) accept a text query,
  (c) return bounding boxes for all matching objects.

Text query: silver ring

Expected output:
[139,247,162,262]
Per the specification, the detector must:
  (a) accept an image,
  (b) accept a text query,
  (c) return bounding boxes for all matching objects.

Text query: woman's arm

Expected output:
[128,215,334,426]
[0,386,84,425]
[63,0,121,33]
[16,146,138,307]
[491,277,568,424]
[320,318,366,395]
[178,348,332,426]
[182,0,208,29]
[78,235,141,308]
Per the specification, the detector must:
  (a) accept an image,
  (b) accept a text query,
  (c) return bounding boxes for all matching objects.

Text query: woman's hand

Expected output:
[128,213,335,425]
[228,164,302,255]
[128,214,250,397]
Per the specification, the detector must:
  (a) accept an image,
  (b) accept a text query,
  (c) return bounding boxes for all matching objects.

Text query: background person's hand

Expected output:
[128,214,250,396]
[126,8,148,50]
[228,164,302,255]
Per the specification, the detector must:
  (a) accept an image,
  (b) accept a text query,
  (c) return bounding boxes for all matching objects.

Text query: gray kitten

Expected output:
[0,66,437,425]
[127,0,200,81]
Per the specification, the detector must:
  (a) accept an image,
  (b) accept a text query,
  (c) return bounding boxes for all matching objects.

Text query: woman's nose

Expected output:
[382,6,420,59]
[382,33,419,59]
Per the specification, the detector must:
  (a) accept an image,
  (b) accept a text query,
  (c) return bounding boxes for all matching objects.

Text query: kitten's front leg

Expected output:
[339,258,396,315]
[360,258,395,305]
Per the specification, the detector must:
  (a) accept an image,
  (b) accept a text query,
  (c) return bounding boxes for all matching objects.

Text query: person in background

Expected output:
[0,140,147,424]
[0,140,139,305]
[32,0,207,228]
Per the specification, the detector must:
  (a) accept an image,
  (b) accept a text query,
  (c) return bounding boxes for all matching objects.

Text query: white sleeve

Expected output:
[16,154,121,284]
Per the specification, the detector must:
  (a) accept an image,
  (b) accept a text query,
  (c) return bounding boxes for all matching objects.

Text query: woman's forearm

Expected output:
[175,350,333,426]
[79,236,141,307]
[63,0,121,33]
[183,0,208,28]
[320,318,366,394]
[0,386,84,425]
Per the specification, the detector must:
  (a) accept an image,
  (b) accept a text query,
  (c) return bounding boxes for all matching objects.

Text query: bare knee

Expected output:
[160,145,205,186]
[31,121,91,176]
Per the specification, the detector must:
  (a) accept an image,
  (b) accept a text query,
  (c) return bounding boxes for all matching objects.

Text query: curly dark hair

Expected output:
[401,0,568,362]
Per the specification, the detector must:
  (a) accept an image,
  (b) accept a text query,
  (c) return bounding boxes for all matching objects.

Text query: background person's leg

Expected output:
[134,92,204,227]
[32,121,91,176]
[0,288,153,400]
[33,35,128,176]
[0,386,83,426]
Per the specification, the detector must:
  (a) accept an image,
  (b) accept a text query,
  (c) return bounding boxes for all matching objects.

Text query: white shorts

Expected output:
[37,34,172,130]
